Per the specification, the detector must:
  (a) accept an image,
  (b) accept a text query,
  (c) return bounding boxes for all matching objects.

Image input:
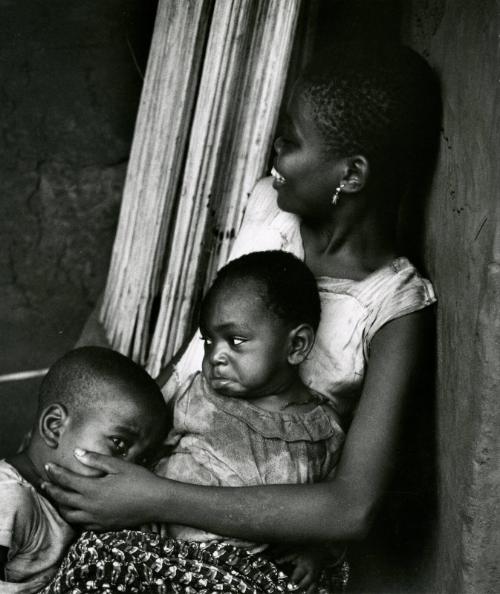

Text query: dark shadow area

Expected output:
[308,2,442,591]
[0,0,158,458]
[315,0,403,50]
[348,311,438,593]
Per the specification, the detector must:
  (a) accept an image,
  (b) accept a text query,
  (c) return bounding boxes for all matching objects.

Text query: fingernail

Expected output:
[45,463,52,472]
[40,481,47,490]
[74,448,86,457]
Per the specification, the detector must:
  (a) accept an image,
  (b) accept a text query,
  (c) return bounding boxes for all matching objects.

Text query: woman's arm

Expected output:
[43,308,431,542]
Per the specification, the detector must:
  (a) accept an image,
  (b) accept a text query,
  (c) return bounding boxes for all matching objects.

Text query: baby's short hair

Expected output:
[298,44,439,170]
[201,251,321,331]
[38,347,165,419]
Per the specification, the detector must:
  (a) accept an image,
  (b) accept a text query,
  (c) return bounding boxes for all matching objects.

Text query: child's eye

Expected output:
[110,437,129,457]
[230,337,246,346]
[202,336,213,346]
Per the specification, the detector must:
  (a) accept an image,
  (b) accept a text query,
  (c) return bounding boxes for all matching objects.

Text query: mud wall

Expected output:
[403,1,500,592]
[0,0,156,456]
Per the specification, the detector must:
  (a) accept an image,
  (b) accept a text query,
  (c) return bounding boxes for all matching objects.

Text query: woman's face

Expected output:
[272,89,344,220]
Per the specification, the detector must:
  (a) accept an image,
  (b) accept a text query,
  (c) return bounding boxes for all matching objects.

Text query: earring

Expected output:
[331,182,345,205]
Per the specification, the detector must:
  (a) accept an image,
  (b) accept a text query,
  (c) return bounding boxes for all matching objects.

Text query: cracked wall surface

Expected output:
[404,1,500,592]
[0,0,157,456]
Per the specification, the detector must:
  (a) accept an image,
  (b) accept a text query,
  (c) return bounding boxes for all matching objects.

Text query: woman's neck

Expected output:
[300,200,397,279]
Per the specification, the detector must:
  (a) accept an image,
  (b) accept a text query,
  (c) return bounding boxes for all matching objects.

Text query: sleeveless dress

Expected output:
[43,178,435,594]
[173,177,436,426]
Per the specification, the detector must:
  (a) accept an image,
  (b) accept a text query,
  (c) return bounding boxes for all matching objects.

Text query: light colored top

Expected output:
[0,461,74,594]
[169,176,436,423]
[158,372,344,546]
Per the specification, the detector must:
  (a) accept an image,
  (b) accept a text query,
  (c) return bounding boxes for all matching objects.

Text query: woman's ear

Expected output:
[39,404,68,449]
[287,324,315,366]
[341,155,370,193]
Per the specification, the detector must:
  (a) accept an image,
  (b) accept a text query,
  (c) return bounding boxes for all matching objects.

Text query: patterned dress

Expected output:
[42,531,349,593]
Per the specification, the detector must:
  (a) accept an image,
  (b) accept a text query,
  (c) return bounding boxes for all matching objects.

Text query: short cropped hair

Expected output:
[38,347,165,419]
[201,251,321,331]
[298,44,440,171]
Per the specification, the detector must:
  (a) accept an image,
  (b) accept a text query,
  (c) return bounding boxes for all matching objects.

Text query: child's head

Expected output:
[199,251,320,399]
[273,44,439,221]
[29,347,167,477]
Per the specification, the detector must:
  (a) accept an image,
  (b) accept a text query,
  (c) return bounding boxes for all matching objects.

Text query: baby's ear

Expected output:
[39,404,69,448]
[287,324,315,366]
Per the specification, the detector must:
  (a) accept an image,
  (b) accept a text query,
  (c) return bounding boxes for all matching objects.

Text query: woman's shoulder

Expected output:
[356,257,436,352]
[243,176,299,230]
[229,176,303,260]
[357,257,436,308]
[243,176,282,220]
[317,257,435,313]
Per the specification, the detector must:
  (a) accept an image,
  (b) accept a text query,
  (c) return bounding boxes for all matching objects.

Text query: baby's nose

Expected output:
[209,343,227,365]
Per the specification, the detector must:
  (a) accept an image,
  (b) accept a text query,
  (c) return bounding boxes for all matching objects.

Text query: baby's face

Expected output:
[52,385,164,477]
[200,282,293,399]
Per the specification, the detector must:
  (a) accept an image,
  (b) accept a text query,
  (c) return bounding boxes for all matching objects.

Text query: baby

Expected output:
[156,250,345,583]
[0,347,167,593]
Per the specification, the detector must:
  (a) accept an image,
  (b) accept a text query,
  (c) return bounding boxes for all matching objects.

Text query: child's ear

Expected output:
[341,155,370,193]
[39,404,69,449]
[287,324,315,366]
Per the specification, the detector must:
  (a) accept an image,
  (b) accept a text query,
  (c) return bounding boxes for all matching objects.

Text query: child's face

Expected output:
[200,282,294,399]
[52,384,164,477]
[272,88,343,219]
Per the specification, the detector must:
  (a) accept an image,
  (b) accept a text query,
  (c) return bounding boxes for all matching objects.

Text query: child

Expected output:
[0,347,167,593]
[45,251,345,593]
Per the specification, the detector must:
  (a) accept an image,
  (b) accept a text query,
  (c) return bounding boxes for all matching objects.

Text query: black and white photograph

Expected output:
[0,1,498,592]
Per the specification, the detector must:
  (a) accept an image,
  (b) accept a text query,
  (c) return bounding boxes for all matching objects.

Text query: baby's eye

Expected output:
[230,337,246,346]
[202,336,213,346]
[110,437,129,457]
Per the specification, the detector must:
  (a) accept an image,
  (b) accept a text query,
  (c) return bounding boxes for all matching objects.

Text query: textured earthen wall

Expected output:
[404,1,500,592]
[0,1,156,456]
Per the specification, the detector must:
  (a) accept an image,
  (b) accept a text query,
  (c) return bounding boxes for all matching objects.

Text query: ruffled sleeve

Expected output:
[361,258,436,357]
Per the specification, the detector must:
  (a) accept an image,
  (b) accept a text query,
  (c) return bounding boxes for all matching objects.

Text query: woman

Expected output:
[43,44,440,591]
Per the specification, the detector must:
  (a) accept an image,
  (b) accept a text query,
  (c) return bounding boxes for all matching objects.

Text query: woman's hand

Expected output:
[41,449,163,529]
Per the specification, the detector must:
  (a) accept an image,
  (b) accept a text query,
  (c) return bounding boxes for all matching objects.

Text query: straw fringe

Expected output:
[101,0,302,376]
[101,0,212,360]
